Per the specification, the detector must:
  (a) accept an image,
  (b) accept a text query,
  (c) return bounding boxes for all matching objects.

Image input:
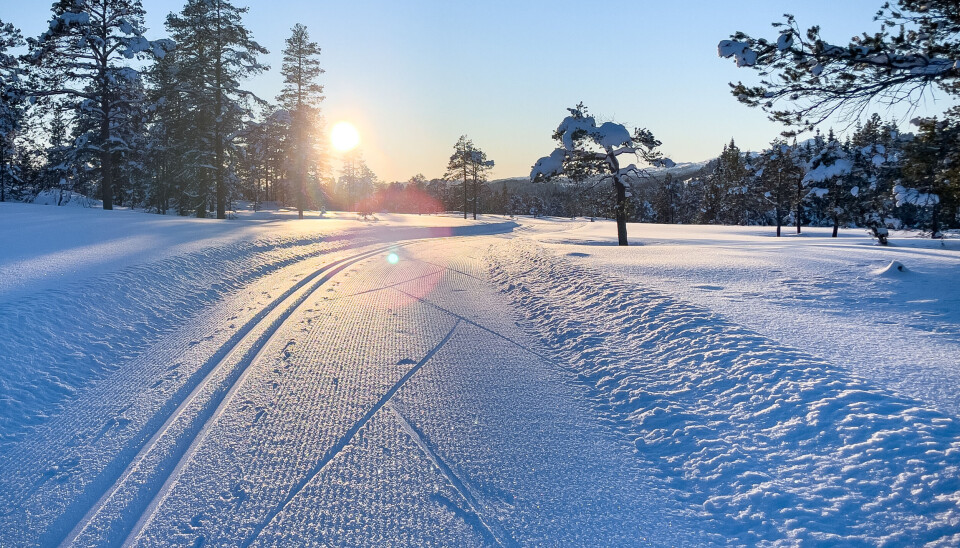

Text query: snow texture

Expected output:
[894,184,940,207]
[2,205,958,546]
[802,158,852,184]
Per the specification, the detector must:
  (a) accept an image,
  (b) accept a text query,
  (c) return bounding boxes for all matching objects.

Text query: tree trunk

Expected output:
[472,178,477,220]
[100,107,113,210]
[215,122,225,219]
[296,113,305,219]
[776,205,782,237]
[796,179,802,234]
[931,201,940,238]
[1,146,6,203]
[615,179,628,246]
[832,216,839,238]
[215,10,226,220]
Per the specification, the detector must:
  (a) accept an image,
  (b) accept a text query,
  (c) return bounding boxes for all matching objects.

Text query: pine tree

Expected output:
[278,23,324,219]
[336,150,376,211]
[27,0,166,210]
[446,135,473,219]
[532,103,671,245]
[720,1,960,130]
[166,0,268,218]
[0,20,24,203]
[803,133,855,237]
[901,113,960,237]
[755,140,803,236]
[467,146,494,220]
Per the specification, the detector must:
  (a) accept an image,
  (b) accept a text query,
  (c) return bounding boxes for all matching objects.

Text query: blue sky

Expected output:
[4,1,953,182]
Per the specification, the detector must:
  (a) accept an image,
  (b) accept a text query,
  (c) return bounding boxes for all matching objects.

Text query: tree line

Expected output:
[0,0,327,218]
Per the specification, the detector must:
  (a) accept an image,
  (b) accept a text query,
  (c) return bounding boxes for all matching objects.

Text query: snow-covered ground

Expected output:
[1,202,958,545]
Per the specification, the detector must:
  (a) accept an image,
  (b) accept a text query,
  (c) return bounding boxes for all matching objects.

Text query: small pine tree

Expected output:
[532,103,671,245]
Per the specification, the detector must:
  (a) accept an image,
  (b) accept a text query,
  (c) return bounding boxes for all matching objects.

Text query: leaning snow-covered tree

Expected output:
[718,2,960,130]
[531,103,672,246]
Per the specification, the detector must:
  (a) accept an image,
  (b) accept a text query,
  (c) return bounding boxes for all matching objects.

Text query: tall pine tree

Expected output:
[278,23,324,219]
[0,20,24,202]
[27,0,165,210]
[166,0,267,218]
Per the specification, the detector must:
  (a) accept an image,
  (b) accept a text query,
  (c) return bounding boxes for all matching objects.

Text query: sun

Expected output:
[331,121,360,152]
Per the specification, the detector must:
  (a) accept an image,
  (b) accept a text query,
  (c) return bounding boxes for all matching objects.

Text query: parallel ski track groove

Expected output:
[240,320,462,548]
[389,403,518,548]
[51,244,401,548]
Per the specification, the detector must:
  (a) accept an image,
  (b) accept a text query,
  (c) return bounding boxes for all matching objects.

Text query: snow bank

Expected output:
[875,260,908,276]
[489,239,960,545]
[32,189,101,208]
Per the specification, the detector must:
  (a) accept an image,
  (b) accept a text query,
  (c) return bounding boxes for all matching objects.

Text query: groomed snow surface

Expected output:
[1,202,959,546]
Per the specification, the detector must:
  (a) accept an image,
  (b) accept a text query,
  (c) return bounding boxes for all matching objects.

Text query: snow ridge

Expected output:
[488,239,960,545]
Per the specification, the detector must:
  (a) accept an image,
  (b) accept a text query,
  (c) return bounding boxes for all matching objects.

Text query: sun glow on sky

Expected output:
[331,122,360,152]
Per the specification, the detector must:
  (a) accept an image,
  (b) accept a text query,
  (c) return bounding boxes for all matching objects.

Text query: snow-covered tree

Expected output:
[278,23,324,219]
[803,135,856,237]
[166,0,268,218]
[755,140,804,236]
[27,0,168,210]
[900,113,960,237]
[0,20,25,202]
[467,146,494,220]
[446,135,473,219]
[719,2,960,130]
[532,103,672,245]
[702,139,751,224]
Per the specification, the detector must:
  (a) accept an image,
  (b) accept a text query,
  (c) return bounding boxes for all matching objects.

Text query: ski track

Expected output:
[488,238,960,546]
[239,320,461,548]
[0,234,359,445]
[52,244,407,547]
[389,402,518,548]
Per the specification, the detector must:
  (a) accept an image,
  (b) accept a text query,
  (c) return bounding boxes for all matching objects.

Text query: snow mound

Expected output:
[33,190,101,208]
[488,239,960,545]
[875,260,908,276]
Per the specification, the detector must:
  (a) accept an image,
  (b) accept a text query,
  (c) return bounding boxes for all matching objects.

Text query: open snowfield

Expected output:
[1,202,959,546]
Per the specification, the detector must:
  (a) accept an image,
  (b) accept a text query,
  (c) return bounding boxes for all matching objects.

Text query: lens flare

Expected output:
[386,252,399,264]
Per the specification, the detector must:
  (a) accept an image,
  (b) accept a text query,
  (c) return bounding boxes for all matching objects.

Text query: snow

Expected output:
[123,36,151,58]
[718,40,758,67]
[490,219,960,544]
[530,148,565,180]
[894,184,940,207]
[776,32,793,52]
[1,204,959,545]
[803,157,853,183]
[32,189,101,208]
[54,12,90,28]
[595,121,632,149]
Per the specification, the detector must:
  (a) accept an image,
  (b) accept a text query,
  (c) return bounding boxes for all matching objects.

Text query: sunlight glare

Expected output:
[331,122,360,152]
[386,252,399,265]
